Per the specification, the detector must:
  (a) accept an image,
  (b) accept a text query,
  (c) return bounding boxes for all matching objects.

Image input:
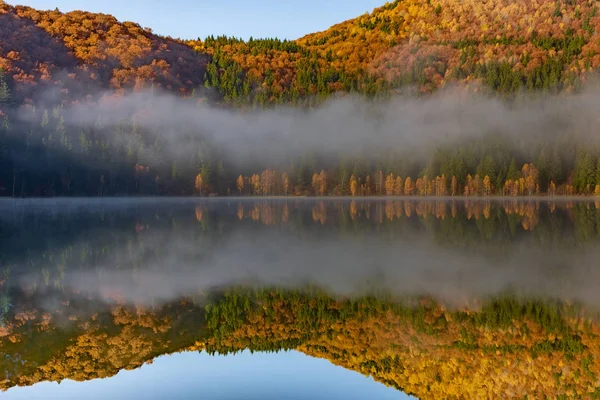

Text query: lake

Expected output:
[1,198,600,399]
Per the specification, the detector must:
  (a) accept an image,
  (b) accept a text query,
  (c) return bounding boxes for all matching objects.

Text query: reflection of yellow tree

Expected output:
[282,203,289,223]
[312,201,327,224]
[260,202,275,225]
[251,204,260,221]
[435,201,447,220]
[5,290,600,399]
[385,201,395,221]
[200,293,600,400]
[349,200,358,219]
[195,206,204,222]
[483,202,491,219]
[404,200,414,217]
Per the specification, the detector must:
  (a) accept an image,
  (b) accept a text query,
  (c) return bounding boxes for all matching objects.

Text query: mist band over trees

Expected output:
[3,1,600,197]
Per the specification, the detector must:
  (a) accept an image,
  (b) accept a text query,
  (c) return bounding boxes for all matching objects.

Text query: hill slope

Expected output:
[3,0,600,105]
[0,1,209,103]
[195,0,600,103]
[300,0,600,93]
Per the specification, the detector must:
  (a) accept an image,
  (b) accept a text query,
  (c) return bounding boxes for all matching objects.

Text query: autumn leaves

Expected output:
[222,162,558,197]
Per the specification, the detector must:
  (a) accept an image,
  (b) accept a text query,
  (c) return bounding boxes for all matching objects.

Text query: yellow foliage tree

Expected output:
[236,175,244,195]
[394,176,403,195]
[385,173,395,196]
[251,174,261,195]
[282,172,290,196]
[483,175,491,196]
[549,181,557,196]
[319,170,327,196]
[404,177,413,196]
[312,173,320,196]
[194,173,203,195]
[451,176,457,196]
[350,175,358,196]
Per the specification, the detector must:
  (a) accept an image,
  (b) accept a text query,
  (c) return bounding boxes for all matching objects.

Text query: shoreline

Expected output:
[1,195,600,202]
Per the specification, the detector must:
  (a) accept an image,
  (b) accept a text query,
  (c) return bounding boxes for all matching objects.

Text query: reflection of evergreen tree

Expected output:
[0,267,11,327]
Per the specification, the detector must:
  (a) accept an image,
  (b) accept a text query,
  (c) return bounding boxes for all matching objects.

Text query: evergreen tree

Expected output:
[595,159,600,186]
[476,155,497,184]
[507,158,520,180]
[0,69,10,104]
[548,146,564,184]
[574,150,595,193]
[536,146,551,191]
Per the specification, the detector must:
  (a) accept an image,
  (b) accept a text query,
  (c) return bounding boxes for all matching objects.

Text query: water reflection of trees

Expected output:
[201,199,600,245]
[4,200,600,285]
[1,287,600,399]
[216,199,591,234]
[2,200,600,396]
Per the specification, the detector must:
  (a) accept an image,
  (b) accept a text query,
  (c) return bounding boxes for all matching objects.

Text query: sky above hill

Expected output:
[15,0,386,40]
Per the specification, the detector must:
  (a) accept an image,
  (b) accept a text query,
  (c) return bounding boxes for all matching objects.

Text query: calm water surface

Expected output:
[1,198,600,399]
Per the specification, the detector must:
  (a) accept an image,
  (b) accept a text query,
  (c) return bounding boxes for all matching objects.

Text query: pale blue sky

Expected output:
[13,0,387,40]
[4,350,414,399]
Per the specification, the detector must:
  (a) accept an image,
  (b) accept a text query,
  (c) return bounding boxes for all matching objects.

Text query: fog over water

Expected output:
[1,198,599,310]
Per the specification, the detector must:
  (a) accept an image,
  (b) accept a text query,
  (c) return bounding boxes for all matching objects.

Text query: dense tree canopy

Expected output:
[4,0,600,103]
[197,0,600,101]
[2,1,600,197]
[0,1,209,102]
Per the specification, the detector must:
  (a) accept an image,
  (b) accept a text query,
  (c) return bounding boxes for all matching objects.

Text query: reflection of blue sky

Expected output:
[4,350,414,399]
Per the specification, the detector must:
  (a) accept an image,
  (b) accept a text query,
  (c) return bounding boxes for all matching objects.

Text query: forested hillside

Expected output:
[3,0,600,197]
[0,1,209,102]
[195,0,600,102]
[3,0,600,103]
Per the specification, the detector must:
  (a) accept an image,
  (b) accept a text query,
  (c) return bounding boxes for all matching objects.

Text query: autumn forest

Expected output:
[4,1,600,197]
